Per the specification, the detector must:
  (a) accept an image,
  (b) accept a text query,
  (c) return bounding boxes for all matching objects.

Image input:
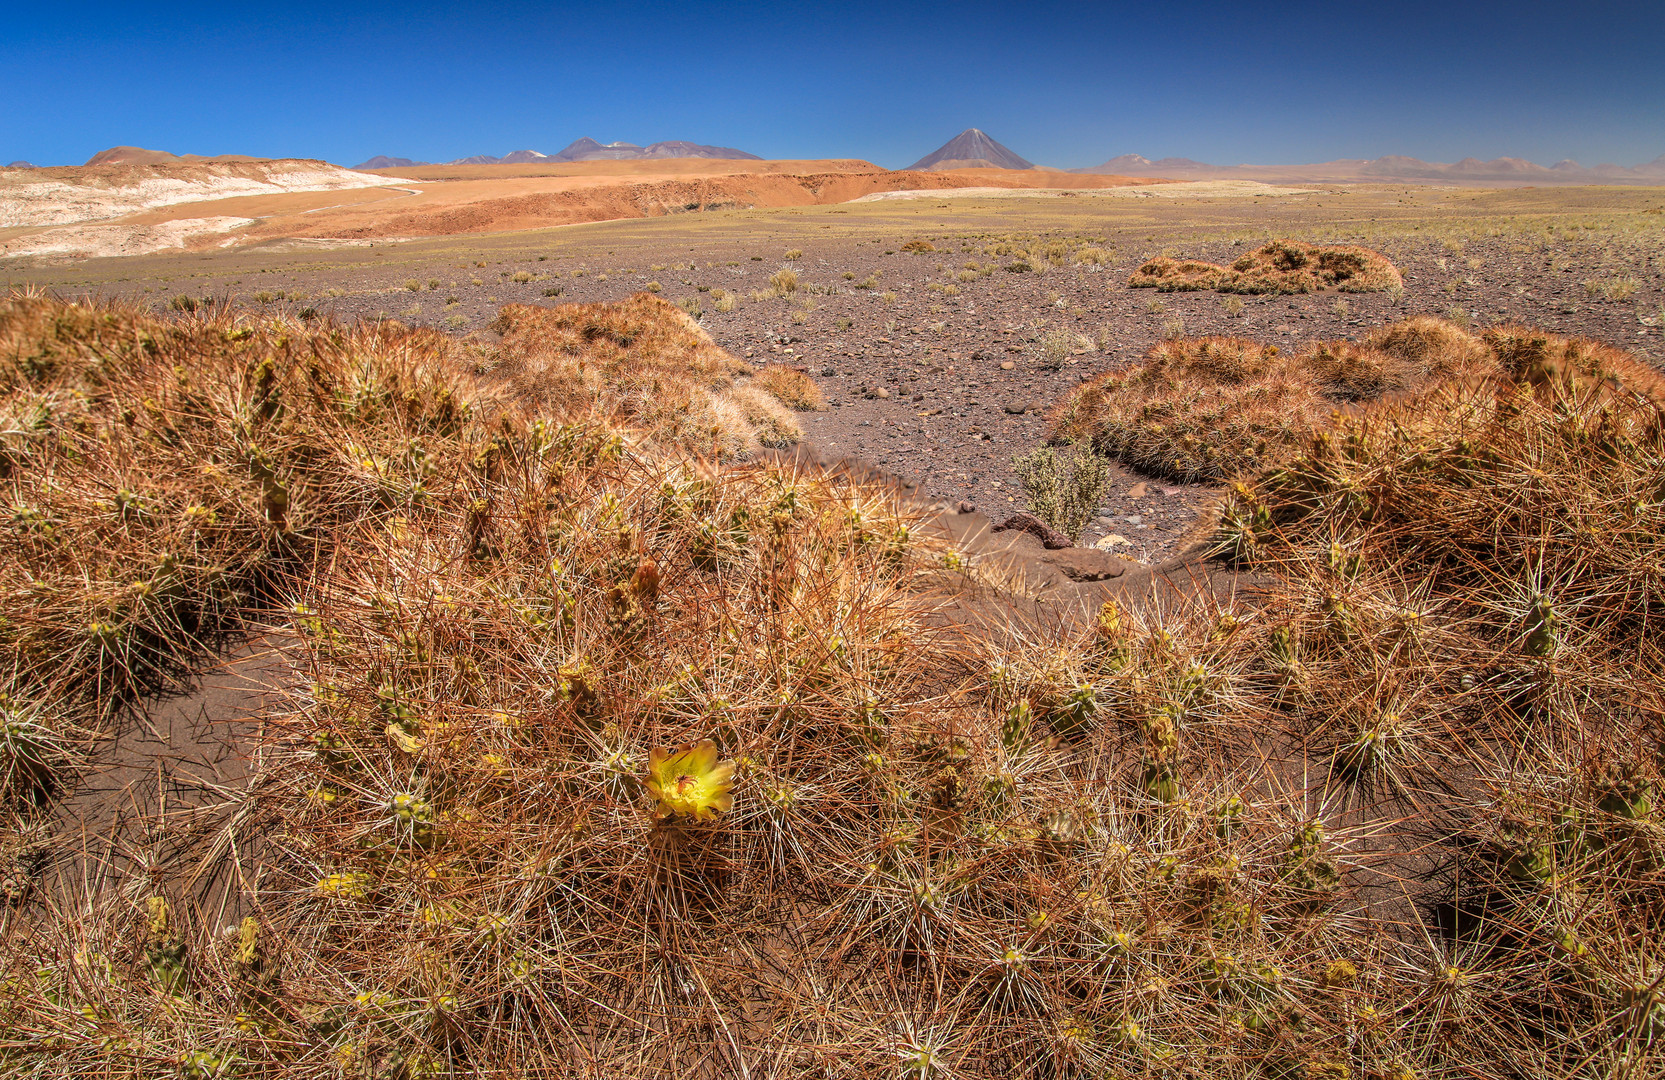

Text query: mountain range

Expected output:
[906,129,1034,171]
[1072,152,1665,184]
[352,137,761,170]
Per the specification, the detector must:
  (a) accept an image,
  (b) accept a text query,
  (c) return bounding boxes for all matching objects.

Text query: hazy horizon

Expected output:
[4,0,1661,170]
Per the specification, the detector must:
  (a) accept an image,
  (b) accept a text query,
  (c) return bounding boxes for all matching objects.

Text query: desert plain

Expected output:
[6,163,1661,560]
[3,150,1665,1078]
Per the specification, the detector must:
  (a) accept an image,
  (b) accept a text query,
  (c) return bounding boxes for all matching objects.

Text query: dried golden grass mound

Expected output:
[1220,368,1665,655]
[1186,365,1665,1080]
[1484,323,1665,399]
[484,292,799,456]
[1127,241,1401,296]
[0,293,481,714]
[1221,240,1402,294]
[1363,313,1495,381]
[1126,256,1230,292]
[753,362,828,411]
[1296,339,1414,401]
[1052,338,1333,482]
[1052,318,1525,482]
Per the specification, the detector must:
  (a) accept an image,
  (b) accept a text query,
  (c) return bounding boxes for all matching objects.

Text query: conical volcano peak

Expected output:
[906,128,1034,171]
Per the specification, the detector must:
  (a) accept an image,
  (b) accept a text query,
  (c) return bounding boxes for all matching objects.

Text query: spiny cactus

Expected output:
[1524,592,1560,658]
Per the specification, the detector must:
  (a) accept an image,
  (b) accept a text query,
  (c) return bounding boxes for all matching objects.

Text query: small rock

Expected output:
[821,367,836,377]
[957,500,977,515]
[1000,360,1016,370]
[1094,534,1131,550]
[1127,482,1148,500]
[1123,514,1143,525]
[1003,402,1028,415]
[992,512,1073,550]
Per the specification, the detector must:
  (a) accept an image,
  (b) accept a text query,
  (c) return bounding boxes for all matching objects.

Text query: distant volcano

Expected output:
[906,129,1034,171]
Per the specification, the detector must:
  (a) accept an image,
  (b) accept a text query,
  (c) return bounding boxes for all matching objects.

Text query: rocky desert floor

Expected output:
[7,181,1662,562]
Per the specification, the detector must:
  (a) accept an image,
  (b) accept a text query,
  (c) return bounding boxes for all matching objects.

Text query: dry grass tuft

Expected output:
[1052,337,1331,482]
[1126,255,1230,292]
[1222,240,1402,294]
[1363,313,1496,380]
[1131,242,1402,296]
[1051,316,1582,482]
[754,363,828,411]
[1483,323,1665,398]
[483,292,798,456]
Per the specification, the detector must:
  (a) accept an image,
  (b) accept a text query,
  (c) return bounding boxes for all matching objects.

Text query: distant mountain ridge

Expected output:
[85,146,262,167]
[354,139,762,169]
[907,129,1034,171]
[354,155,429,169]
[1073,152,1665,184]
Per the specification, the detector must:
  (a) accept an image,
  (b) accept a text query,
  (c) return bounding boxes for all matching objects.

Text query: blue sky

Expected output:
[4,1,1661,169]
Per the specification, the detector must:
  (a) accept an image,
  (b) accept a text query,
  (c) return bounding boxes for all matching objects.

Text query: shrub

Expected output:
[769,267,799,295]
[1361,314,1494,381]
[1034,330,1074,371]
[1011,443,1111,542]
[405,279,422,291]
[900,240,935,253]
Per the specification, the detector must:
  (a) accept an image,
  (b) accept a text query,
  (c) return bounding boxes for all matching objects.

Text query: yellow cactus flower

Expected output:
[646,739,735,820]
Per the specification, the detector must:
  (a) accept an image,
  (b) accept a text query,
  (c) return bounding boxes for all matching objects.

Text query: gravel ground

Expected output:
[15,193,1662,562]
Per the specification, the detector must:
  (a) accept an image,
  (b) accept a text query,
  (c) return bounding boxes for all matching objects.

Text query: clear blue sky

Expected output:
[3,1,1661,169]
